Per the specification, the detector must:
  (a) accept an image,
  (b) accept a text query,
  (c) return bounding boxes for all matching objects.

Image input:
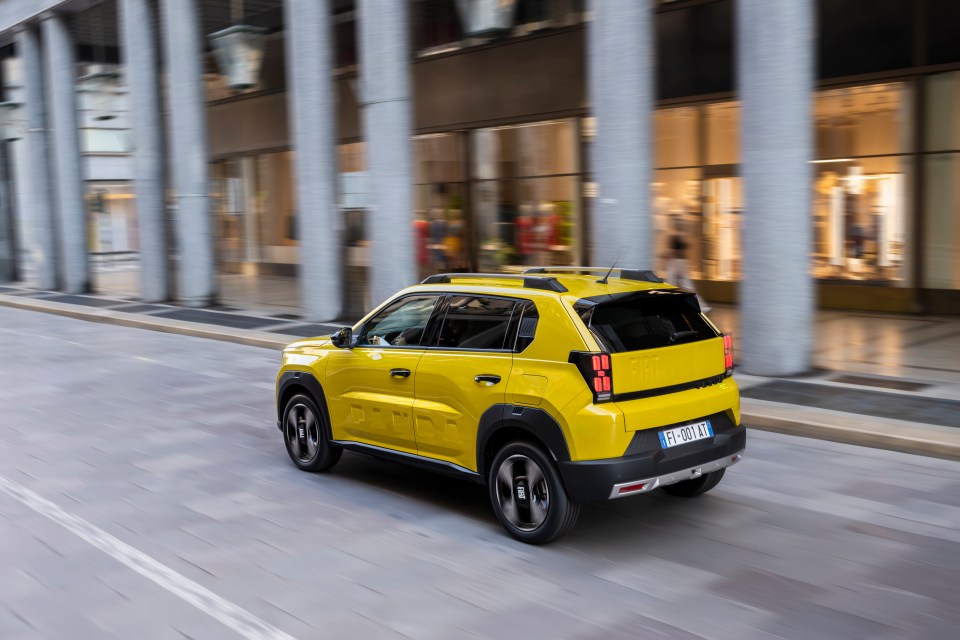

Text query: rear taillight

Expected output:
[723,334,734,376]
[569,351,613,403]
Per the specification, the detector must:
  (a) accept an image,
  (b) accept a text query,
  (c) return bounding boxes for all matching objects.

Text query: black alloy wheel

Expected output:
[488,441,579,544]
[282,393,342,472]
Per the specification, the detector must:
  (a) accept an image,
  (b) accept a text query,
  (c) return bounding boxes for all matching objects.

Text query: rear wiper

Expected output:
[668,330,699,343]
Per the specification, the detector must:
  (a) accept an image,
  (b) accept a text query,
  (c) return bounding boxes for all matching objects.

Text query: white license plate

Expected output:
[658,420,714,449]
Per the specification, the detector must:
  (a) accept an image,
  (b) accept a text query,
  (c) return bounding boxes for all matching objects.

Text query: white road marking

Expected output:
[0,474,297,640]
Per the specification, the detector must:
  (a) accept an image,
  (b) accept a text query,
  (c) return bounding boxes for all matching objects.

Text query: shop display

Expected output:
[86,184,137,255]
[651,83,910,286]
[813,163,905,281]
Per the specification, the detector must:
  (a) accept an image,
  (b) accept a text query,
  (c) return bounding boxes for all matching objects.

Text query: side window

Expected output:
[435,296,517,350]
[511,301,539,352]
[356,295,439,347]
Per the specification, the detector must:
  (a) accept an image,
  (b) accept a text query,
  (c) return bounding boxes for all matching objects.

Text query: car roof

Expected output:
[409,270,676,300]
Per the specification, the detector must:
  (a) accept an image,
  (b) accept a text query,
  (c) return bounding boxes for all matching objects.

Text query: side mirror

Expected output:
[331,327,353,349]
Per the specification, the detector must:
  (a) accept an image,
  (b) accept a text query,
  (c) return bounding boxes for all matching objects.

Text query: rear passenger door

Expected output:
[412,295,520,471]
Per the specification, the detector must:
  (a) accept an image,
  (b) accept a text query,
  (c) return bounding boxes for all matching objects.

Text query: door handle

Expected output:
[390,368,412,378]
[474,374,502,386]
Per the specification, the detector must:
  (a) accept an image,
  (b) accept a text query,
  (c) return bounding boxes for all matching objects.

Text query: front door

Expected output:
[325,294,441,454]
[413,295,518,471]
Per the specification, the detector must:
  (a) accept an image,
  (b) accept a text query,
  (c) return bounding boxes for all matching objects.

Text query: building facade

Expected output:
[0,0,959,375]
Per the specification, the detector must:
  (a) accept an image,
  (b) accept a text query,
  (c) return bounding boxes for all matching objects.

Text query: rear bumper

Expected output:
[557,412,745,502]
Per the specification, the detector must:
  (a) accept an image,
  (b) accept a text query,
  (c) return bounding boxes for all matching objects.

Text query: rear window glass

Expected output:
[506,301,538,352]
[576,292,717,353]
[436,296,517,350]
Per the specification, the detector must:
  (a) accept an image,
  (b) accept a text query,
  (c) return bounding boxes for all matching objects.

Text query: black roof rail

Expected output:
[420,273,568,293]
[523,266,664,284]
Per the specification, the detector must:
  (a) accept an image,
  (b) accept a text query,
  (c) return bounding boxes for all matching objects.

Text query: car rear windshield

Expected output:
[574,291,718,353]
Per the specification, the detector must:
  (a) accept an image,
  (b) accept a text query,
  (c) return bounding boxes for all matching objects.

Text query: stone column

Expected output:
[160,0,214,306]
[16,26,58,290]
[42,13,90,294]
[738,0,814,375]
[587,0,653,269]
[120,0,169,302]
[284,0,341,321]
[0,143,16,282]
[358,0,416,307]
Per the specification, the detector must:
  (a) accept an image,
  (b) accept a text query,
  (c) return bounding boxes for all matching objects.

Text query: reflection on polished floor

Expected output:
[90,263,302,314]
[710,306,960,388]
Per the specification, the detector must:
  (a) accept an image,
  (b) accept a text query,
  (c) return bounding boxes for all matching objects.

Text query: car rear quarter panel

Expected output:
[506,296,636,461]
[553,387,635,461]
[507,297,585,403]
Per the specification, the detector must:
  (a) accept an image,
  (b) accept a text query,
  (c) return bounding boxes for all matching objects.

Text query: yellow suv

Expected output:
[276,268,743,544]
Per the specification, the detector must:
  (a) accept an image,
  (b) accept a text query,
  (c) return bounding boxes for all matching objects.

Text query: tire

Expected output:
[282,393,342,472]
[661,468,725,497]
[488,441,580,544]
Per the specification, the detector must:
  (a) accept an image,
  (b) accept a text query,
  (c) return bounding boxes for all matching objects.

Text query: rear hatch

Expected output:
[571,289,729,412]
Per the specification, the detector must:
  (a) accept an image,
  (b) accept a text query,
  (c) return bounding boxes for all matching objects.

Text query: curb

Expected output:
[742,402,960,462]
[0,294,291,351]
[4,291,959,461]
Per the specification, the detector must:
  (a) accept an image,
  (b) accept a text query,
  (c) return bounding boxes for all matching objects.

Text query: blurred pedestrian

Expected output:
[664,217,711,313]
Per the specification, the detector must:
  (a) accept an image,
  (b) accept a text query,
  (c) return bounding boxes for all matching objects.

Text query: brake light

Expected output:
[569,351,613,402]
[723,334,734,376]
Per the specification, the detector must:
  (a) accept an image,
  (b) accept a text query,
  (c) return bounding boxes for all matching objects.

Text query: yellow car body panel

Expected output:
[413,349,514,470]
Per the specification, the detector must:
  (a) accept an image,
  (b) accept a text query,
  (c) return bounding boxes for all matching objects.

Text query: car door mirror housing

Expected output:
[331,327,353,349]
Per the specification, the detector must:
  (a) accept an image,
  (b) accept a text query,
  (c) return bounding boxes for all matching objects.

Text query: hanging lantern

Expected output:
[0,102,25,141]
[208,24,267,91]
[78,70,122,121]
[455,0,518,37]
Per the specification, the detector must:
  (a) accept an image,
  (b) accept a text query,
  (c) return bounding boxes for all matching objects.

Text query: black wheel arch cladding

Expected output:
[277,370,333,441]
[476,404,571,476]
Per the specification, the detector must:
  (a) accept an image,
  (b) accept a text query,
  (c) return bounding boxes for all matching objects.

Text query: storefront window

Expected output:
[656,0,734,100]
[928,0,960,66]
[653,107,701,276]
[702,102,740,280]
[211,152,296,275]
[471,119,580,271]
[817,0,912,79]
[337,142,370,315]
[655,107,698,169]
[925,72,960,152]
[211,160,243,270]
[701,174,742,281]
[653,84,912,286]
[414,133,469,279]
[813,83,912,283]
[514,0,586,35]
[87,183,137,254]
[413,0,463,55]
[334,8,358,69]
[653,169,702,277]
[923,72,960,289]
[256,152,297,263]
[705,102,739,166]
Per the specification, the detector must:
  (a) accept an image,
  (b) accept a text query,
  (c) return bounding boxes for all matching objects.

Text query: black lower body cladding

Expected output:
[557,411,745,502]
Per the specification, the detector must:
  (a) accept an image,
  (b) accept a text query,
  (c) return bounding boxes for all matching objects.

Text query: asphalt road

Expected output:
[0,306,958,640]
